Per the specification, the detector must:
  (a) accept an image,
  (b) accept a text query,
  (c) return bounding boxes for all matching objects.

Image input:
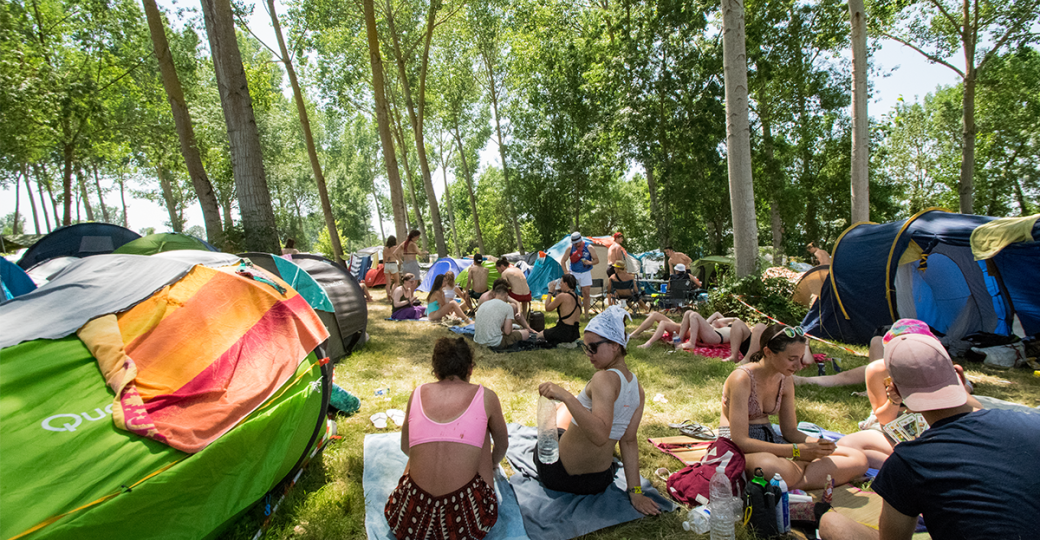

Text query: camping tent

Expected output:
[791,265,830,307]
[365,264,387,287]
[113,232,219,255]
[1,233,44,252]
[634,250,665,277]
[17,223,140,269]
[543,234,639,281]
[350,246,382,280]
[0,255,332,540]
[417,257,474,292]
[526,254,564,297]
[24,256,80,286]
[457,259,501,292]
[0,257,36,301]
[690,256,733,286]
[286,254,370,357]
[240,252,358,360]
[802,209,1040,345]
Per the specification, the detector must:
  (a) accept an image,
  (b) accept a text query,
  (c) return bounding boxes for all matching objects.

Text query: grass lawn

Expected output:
[219,298,1040,540]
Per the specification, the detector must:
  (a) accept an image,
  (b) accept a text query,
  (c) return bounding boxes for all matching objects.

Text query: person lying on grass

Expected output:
[386,337,508,540]
[719,323,869,490]
[536,306,662,515]
[632,310,760,363]
[426,274,474,325]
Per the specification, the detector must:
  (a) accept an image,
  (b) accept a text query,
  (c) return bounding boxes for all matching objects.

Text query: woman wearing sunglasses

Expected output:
[536,306,662,516]
[720,323,869,490]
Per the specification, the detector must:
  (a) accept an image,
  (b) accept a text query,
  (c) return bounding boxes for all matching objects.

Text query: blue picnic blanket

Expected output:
[504,424,674,540]
[362,432,530,540]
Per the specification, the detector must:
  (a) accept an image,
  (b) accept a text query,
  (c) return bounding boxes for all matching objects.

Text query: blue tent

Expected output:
[527,255,565,297]
[1,258,36,301]
[802,209,1040,345]
[17,223,140,270]
[417,258,473,292]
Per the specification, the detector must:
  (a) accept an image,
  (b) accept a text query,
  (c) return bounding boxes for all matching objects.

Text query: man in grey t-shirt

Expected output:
[475,282,529,349]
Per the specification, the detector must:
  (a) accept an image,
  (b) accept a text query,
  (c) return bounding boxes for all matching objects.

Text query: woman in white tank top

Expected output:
[536,306,661,515]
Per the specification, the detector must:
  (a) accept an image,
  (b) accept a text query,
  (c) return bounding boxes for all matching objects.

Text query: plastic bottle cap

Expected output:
[1034,370,1040,378]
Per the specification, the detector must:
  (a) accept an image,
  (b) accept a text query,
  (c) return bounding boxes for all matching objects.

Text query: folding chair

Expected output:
[589,278,607,312]
[656,279,692,312]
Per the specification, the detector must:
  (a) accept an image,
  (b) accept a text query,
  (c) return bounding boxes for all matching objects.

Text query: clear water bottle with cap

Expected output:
[682,505,711,534]
[537,396,559,464]
[708,465,736,540]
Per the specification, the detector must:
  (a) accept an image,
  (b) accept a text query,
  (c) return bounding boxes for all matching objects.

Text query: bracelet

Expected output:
[627,486,643,495]
[792,443,800,458]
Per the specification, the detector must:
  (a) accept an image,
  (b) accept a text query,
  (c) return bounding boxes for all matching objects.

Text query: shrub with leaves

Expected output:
[702,273,808,327]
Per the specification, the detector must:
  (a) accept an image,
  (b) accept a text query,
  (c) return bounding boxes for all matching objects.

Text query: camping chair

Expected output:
[655,279,693,312]
[589,278,608,312]
[610,279,644,315]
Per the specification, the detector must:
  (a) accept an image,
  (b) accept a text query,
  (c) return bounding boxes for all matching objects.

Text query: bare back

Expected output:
[502,267,530,295]
[470,266,489,293]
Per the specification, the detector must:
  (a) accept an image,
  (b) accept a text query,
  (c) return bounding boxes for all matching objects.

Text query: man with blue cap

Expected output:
[561,232,599,318]
[536,306,661,515]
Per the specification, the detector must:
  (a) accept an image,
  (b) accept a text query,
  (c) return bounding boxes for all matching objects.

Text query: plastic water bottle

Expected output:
[682,505,711,534]
[536,396,559,464]
[769,473,790,533]
[708,465,736,540]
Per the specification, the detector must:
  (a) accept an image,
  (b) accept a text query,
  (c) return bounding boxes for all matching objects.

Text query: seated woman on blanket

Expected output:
[442,271,473,312]
[834,319,983,469]
[426,274,474,325]
[390,273,425,320]
[720,323,869,490]
[537,306,661,515]
[386,337,508,540]
[536,274,581,346]
[608,261,648,312]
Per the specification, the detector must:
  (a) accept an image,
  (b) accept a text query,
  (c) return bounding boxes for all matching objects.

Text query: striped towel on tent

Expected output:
[77,264,328,453]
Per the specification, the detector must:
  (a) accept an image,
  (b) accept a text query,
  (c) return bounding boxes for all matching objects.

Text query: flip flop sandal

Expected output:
[386,409,406,427]
[679,423,717,440]
[370,412,388,429]
[668,420,694,430]
[655,467,671,482]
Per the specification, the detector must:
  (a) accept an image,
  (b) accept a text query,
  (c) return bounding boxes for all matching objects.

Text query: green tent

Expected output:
[691,255,734,286]
[0,337,327,540]
[113,232,218,255]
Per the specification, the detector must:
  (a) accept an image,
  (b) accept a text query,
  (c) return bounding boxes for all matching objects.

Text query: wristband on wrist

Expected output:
[627,486,643,495]
[792,443,800,458]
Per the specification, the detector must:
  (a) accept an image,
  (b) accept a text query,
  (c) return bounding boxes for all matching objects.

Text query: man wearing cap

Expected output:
[820,331,1040,540]
[562,232,599,317]
[467,253,490,306]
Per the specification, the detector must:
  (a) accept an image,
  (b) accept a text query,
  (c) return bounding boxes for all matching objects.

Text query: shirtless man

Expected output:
[478,278,535,333]
[808,242,831,266]
[467,253,490,301]
[664,247,693,276]
[497,258,532,319]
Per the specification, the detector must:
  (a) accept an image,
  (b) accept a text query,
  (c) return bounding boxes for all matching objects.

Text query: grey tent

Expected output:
[244,253,369,360]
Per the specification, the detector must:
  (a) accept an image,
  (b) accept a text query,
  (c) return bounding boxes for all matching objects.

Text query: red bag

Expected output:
[666,437,746,507]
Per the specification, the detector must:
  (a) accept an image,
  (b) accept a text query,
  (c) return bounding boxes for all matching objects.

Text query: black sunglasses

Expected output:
[581,339,613,355]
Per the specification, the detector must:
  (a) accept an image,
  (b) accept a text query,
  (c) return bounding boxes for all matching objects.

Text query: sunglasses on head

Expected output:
[770,326,805,341]
[581,339,613,355]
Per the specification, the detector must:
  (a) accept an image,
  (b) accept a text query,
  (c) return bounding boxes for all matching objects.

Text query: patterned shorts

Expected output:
[385,472,498,540]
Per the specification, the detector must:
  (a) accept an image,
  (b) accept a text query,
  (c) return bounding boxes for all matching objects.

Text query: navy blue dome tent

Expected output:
[17,223,140,270]
[802,209,1040,345]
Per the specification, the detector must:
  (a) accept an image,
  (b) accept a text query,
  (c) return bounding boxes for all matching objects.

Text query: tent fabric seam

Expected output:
[884,207,951,321]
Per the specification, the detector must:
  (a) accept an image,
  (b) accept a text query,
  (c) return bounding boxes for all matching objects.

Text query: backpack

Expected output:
[666,436,746,507]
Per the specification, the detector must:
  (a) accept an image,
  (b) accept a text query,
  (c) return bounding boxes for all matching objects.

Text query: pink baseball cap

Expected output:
[883,333,966,412]
[883,318,935,345]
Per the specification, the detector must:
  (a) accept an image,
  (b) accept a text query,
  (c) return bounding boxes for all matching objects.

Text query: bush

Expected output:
[703,273,808,327]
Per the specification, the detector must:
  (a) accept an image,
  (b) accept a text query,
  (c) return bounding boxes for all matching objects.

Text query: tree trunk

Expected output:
[157,165,184,232]
[849,0,869,222]
[34,167,51,233]
[644,160,668,251]
[118,170,129,229]
[40,163,60,227]
[762,114,783,265]
[200,0,279,253]
[388,93,428,250]
[266,0,344,263]
[441,155,460,257]
[481,53,523,254]
[959,66,976,214]
[721,0,759,277]
[92,164,110,223]
[452,128,484,254]
[144,0,225,247]
[78,166,95,221]
[371,184,386,244]
[385,0,447,258]
[12,170,21,235]
[23,164,40,234]
[221,199,233,230]
[363,0,407,240]
[62,143,74,225]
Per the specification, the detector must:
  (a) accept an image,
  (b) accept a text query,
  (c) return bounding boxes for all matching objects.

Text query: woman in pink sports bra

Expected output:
[720,323,868,490]
[385,338,508,540]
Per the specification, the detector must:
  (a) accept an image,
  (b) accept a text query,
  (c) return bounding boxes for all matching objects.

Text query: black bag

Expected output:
[743,468,780,539]
[528,311,545,332]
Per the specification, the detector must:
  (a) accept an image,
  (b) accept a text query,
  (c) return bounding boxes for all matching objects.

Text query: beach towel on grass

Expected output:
[504,424,674,540]
[362,432,530,540]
